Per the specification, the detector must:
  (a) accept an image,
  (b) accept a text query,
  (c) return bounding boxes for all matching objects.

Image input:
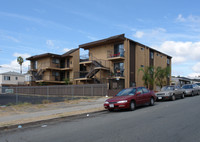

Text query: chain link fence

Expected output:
[0,84,107,106]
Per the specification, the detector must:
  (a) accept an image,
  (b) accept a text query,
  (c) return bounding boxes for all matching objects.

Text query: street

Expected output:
[1,96,200,142]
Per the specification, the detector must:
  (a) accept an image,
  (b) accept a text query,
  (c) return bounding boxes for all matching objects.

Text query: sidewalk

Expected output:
[0,97,108,129]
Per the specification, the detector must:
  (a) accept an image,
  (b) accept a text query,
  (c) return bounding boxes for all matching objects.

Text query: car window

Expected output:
[116,88,136,96]
[142,87,149,93]
[161,86,174,91]
[182,85,192,89]
[136,87,143,94]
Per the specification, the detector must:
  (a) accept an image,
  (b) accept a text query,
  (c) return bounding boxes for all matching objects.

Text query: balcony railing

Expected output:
[107,50,124,59]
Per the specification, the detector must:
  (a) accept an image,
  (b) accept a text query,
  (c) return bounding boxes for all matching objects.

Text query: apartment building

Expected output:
[26,48,79,85]
[75,34,172,90]
[0,71,25,87]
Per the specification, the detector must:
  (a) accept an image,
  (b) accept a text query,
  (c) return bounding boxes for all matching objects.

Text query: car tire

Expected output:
[130,101,135,111]
[181,93,185,99]
[191,92,194,97]
[171,95,176,101]
[150,97,155,106]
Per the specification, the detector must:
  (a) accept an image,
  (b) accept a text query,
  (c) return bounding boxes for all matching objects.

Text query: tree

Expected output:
[155,66,171,89]
[138,66,155,89]
[17,56,24,74]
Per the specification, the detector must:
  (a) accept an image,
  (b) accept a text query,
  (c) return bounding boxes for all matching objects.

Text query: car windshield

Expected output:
[161,86,174,91]
[196,83,200,86]
[116,88,136,96]
[182,85,192,89]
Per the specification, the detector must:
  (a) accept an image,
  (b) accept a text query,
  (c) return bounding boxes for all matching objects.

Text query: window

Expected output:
[167,58,170,64]
[141,65,144,67]
[4,76,10,80]
[15,77,18,80]
[136,87,143,94]
[141,48,144,51]
[114,43,124,57]
[67,71,70,79]
[52,58,60,64]
[52,71,59,76]
[150,52,154,59]
[157,53,159,56]
[114,62,124,77]
[142,87,149,93]
[33,61,37,69]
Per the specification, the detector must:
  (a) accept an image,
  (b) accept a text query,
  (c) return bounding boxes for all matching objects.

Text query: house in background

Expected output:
[26,48,79,85]
[0,71,25,87]
[75,34,172,90]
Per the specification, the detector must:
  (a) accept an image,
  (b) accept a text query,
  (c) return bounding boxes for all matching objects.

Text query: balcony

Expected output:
[74,71,92,81]
[108,71,125,80]
[107,50,125,61]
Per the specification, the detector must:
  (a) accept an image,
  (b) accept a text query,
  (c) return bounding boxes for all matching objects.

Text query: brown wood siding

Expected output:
[130,41,136,87]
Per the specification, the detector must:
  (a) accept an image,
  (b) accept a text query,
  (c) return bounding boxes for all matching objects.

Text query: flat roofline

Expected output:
[127,38,172,58]
[79,34,125,50]
[79,33,172,58]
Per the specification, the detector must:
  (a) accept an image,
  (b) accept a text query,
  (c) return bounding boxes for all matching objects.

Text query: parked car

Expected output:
[181,84,200,96]
[195,83,200,86]
[155,85,185,101]
[104,87,156,111]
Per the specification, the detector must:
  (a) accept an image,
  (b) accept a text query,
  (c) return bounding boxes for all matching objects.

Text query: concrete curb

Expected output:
[0,109,107,132]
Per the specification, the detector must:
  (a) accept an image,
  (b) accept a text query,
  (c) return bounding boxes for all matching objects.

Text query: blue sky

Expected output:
[0,0,200,77]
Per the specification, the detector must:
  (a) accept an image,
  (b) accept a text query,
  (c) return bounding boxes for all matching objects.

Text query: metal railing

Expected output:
[107,50,124,58]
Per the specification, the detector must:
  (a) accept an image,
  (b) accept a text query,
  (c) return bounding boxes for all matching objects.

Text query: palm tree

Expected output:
[155,66,171,89]
[17,56,24,74]
[138,66,155,89]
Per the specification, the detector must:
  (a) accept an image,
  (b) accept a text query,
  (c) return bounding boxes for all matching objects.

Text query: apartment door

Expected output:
[60,60,65,68]
[66,59,70,68]
[60,71,65,81]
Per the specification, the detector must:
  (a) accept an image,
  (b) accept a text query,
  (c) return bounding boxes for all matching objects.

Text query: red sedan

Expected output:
[104,87,156,111]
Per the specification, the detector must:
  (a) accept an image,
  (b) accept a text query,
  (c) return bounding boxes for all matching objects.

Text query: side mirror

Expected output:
[136,92,141,96]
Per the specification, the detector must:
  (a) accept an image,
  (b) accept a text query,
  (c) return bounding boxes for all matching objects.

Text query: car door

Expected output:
[193,84,199,95]
[142,87,151,103]
[136,87,144,105]
[175,86,182,95]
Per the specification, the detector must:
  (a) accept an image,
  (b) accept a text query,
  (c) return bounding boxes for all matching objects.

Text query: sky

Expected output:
[0,0,200,77]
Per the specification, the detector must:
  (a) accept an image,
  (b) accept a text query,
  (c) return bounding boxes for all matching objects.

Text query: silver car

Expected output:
[181,84,200,96]
[156,85,185,101]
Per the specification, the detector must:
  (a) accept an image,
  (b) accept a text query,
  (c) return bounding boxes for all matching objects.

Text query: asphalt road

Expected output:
[1,96,200,142]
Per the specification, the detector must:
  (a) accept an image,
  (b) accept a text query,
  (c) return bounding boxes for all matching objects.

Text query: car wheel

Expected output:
[150,97,154,106]
[191,92,194,97]
[130,101,135,111]
[171,95,176,101]
[181,93,185,99]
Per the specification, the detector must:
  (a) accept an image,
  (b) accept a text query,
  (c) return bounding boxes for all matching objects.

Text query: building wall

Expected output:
[134,44,150,88]
[0,74,25,86]
[0,75,2,86]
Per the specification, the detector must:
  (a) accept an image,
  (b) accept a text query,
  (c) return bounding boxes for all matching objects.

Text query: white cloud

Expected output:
[133,31,144,38]
[46,40,54,47]
[63,48,70,52]
[187,72,200,78]
[155,41,200,64]
[0,53,30,74]
[0,60,29,74]
[176,14,185,22]
[13,53,31,59]
[192,62,200,73]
